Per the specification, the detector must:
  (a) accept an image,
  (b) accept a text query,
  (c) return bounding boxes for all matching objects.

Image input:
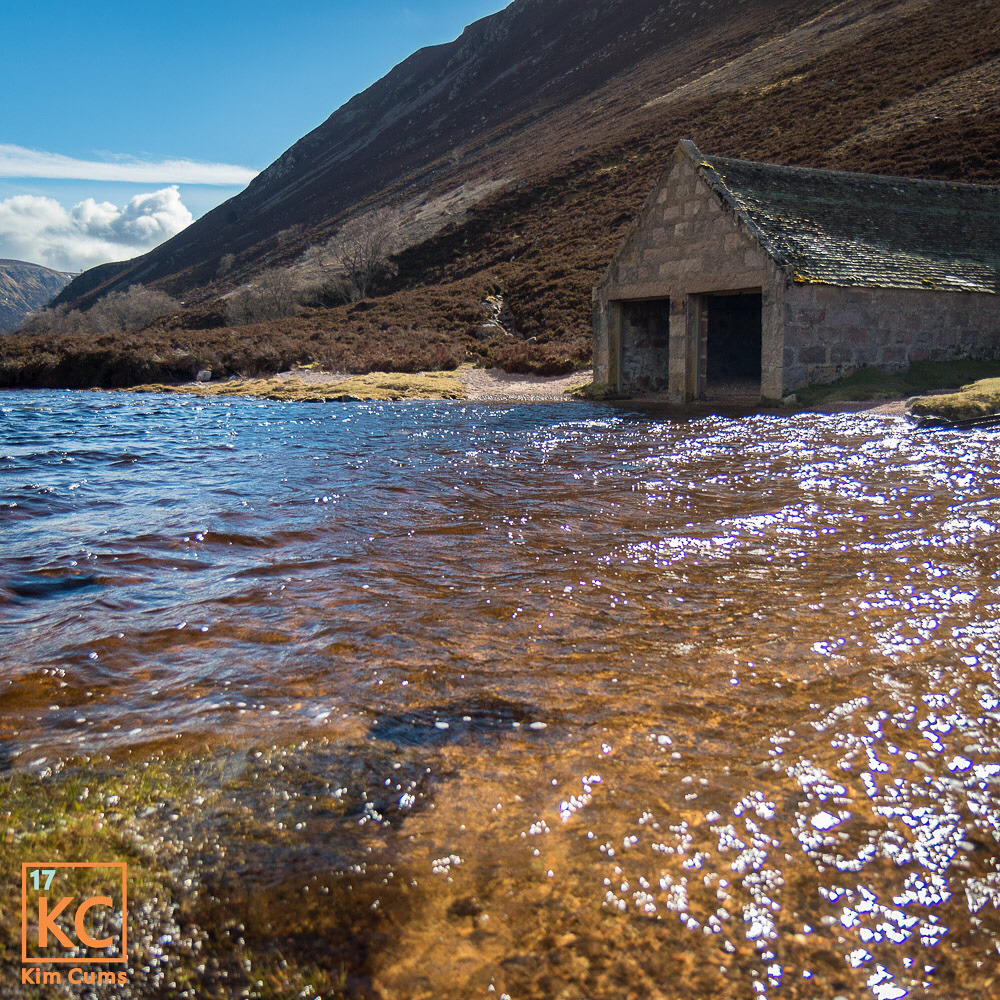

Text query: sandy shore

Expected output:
[805,398,909,415]
[459,366,594,400]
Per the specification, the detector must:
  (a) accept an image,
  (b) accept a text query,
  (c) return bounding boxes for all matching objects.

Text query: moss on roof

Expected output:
[695,150,1000,294]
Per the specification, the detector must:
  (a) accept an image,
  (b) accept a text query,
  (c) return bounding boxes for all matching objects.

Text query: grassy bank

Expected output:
[908,377,1000,423]
[796,359,1000,407]
[122,370,468,402]
[0,276,590,390]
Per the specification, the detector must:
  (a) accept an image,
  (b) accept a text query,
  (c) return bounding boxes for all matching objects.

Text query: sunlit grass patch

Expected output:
[568,380,619,400]
[122,369,468,402]
[908,376,1000,423]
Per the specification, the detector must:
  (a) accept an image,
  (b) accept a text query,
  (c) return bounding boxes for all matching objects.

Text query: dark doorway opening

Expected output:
[706,292,762,393]
[620,298,670,394]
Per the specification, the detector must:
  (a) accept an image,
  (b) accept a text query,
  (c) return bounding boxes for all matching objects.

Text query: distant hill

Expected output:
[0,260,73,332]
[16,0,1000,387]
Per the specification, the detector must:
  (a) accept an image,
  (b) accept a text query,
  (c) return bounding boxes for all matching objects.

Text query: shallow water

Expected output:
[3,390,1000,998]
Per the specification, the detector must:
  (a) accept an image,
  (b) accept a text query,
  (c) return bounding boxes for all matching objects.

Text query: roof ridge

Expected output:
[698,151,1000,194]
[680,145,791,268]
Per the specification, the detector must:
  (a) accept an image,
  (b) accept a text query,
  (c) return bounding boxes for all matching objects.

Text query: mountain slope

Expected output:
[56,0,837,305]
[21,0,1000,388]
[0,260,73,332]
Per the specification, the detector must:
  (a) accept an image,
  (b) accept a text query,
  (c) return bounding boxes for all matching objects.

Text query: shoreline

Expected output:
[2,367,964,416]
[105,365,598,403]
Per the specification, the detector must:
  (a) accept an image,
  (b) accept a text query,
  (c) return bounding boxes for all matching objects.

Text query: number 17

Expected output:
[29,869,56,891]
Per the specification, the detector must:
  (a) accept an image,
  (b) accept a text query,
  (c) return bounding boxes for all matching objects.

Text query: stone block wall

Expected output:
[594,141,1000,402]
[604,153,770,300]
[594,147,772,397]
[780,283,1000,393]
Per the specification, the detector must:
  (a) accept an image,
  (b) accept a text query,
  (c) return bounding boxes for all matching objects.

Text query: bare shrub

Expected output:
[89,285,181,334]
[226,268,302,326]
[481,336,588,376]
[217,253,236,277]
[276,224,305,246]
[326,207,403,300]
[299,272,353,308]
[17,305,89,337]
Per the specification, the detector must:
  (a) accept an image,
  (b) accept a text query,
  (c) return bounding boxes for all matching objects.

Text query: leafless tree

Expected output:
[298,271,353,308]
[217,253,236,277]
[19,305,59,334]
[18,304,87,336]
[328,207,403,300]
[88,285,180,334]
[276,224,305,246]
[225,268,302,326]
[19,286,179,336]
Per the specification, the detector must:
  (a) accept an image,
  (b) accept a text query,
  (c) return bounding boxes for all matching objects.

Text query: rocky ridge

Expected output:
[0,259,73,332]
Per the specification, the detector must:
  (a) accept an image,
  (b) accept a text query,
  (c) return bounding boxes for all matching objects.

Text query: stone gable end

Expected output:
[602,152,770,301]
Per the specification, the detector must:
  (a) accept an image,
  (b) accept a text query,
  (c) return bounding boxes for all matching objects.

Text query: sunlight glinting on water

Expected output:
[2,392,999,998]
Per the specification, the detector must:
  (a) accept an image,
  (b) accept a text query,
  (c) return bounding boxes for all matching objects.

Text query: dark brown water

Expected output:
[3,391,1000,999]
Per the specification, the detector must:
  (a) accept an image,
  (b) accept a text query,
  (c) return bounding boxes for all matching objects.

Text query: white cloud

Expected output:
[0,144,257,186]
[0,187,194,271]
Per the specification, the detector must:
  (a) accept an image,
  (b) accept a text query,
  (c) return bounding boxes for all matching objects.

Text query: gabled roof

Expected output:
[682,141,1000,294]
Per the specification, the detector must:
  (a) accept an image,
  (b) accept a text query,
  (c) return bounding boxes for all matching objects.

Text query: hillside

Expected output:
[6,0,1000,387]
[0,260,72,332]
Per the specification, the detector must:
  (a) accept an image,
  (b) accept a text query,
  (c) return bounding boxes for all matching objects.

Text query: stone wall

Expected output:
[606,154,769,297]
[594,145,773,397]
[780,282,1000,392]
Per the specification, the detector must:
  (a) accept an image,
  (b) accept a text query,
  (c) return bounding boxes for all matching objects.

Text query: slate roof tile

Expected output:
[694,150,1000,294]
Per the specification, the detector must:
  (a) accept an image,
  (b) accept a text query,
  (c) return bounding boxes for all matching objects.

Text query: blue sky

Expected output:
[0,1,508,271]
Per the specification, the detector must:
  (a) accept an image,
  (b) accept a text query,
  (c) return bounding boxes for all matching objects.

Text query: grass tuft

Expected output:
[908,377,1000,422]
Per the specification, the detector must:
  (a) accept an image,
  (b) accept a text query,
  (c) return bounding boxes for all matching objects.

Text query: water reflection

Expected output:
[2,391,999,998]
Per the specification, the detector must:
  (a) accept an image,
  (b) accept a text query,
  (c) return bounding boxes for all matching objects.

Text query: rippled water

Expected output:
[3,390,1000,999]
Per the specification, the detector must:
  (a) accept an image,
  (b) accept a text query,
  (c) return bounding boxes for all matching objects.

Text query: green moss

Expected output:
[0,756,189,867]
[796,359,1000,407]
[569,380,620,400]
[0,757,189,995]
[909,377,1000,423]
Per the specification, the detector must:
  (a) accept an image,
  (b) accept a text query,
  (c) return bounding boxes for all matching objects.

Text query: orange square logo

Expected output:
[21,863,127,964]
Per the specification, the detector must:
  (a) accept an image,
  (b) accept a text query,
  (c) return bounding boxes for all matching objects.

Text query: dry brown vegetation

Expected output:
[0,277,588,388]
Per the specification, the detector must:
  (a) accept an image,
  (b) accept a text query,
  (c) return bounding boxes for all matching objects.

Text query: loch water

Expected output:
[3,390,1000,999]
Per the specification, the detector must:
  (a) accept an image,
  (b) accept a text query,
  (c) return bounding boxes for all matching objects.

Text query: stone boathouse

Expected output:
[592,140,1000,402]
